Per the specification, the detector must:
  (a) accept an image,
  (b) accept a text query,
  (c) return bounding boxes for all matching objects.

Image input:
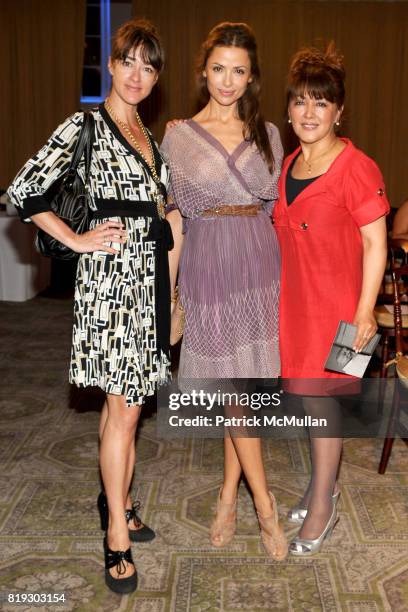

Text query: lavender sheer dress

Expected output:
[161,120,283,381]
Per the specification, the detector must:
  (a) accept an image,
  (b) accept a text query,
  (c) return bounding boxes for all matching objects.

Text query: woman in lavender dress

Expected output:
[161,23,287,559]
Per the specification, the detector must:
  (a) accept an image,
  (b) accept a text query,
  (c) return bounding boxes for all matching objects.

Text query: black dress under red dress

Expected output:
[274,139,389,392]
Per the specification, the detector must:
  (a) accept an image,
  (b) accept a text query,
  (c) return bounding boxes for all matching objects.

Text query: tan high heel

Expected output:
[257,492,288,561]
[210,488,237,547]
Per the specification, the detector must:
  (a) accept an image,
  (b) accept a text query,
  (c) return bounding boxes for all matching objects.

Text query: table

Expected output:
[0,211,50,301]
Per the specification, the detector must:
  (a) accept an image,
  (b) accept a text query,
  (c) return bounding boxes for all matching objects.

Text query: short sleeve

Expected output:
[344,153,390,227]
[160,130,179,214]
[7,112,83,222]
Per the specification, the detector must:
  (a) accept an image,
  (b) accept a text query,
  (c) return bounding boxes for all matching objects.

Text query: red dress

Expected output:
[274,139,389,386]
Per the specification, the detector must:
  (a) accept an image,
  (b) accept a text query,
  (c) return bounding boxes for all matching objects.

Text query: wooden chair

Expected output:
[374,239,408,381]
[375,239,408,473]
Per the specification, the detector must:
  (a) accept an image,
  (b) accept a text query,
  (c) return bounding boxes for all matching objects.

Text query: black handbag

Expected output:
[35,111,95,259]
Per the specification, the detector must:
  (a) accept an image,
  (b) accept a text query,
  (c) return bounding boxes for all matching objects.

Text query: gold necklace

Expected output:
[302,139,338,175]
[104,98,165,217]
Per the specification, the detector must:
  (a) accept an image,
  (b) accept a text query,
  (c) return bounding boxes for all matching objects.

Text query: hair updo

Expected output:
[111,19,164,73]
[286,42,345,108]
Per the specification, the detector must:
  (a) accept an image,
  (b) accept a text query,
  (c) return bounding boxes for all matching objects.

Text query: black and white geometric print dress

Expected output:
[8,103,171,407]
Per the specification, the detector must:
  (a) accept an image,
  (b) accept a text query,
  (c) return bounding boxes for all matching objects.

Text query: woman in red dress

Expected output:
[274,44,389,554]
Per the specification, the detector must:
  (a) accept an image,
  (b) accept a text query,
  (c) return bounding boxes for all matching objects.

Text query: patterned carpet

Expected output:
[0,296,407,612]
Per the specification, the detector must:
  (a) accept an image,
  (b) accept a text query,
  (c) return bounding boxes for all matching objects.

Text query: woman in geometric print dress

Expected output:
[7,20,172,594]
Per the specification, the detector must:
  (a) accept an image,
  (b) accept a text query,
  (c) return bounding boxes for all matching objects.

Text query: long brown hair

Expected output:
[196,22,274,173]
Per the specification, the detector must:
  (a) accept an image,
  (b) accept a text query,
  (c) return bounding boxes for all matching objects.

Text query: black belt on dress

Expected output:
[91,199,174,358]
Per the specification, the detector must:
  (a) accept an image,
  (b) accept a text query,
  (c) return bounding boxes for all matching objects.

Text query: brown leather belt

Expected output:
[202,204,262,217]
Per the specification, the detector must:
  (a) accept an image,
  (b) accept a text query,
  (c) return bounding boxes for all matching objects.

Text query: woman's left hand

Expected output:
[352,309,378,352]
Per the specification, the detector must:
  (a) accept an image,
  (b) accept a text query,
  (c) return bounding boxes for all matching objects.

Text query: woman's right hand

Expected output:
[165,119,186,132]
[69,220,127,254]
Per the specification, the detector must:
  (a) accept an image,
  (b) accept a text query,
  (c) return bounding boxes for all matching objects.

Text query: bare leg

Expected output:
[298,397,342,539]
[228,436,272,516]
[211,406,286,557]
[220,435,242,501]
[220,399,279,514]
[212,436,274,546]
[99,400,108,439]
[123,438,149,535]
[99,400,134,510]
[124,443,135,508]
[99,393,140,578]
[210,433,242,546]
[227,433,287,559]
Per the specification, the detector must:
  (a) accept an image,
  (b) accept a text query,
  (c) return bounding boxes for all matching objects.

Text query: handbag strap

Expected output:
[65,111,95,187]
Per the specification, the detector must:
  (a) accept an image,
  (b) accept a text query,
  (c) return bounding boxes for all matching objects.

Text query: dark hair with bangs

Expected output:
[196,22,274,174]
[111,18,164,72]
[286,42,345,109]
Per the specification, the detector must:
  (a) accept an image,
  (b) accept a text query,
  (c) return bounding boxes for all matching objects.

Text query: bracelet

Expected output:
[171,286,179,303]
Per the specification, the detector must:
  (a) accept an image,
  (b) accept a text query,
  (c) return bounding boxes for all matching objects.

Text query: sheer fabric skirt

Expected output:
[178,214,280,384]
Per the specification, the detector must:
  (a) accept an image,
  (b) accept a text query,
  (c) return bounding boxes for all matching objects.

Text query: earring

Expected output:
[288,118,292,124]
[335,120,340,126]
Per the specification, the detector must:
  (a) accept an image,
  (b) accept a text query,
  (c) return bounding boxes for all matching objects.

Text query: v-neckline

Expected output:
[187,118,250,162]
[99,102,162,181]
